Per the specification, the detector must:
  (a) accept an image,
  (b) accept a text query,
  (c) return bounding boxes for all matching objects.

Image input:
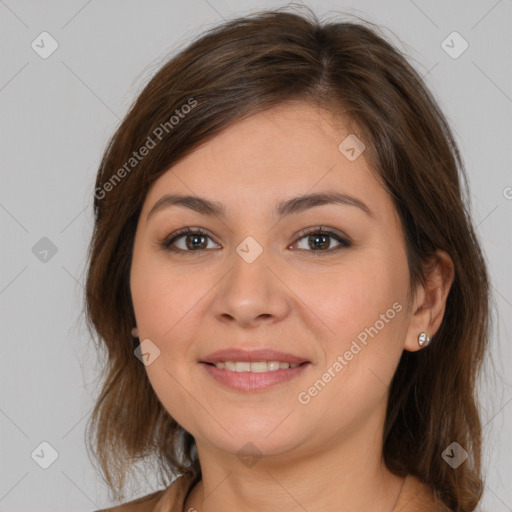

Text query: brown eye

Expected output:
[161,226,351,256]
[162,228,219,252]
[291,227,351,255]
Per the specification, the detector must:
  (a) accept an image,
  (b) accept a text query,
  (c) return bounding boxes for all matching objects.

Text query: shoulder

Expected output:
[93,489,165,512]
[93,475,195,512]
[394,474,453,512]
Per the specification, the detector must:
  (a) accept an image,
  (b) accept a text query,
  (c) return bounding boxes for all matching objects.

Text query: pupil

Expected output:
[184,234,331,251]
[187,234,206,250]
[310,234,328,250]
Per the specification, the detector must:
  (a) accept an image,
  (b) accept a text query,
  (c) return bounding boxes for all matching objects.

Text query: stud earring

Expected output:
[418,331,431,347]
[131,327,139,338]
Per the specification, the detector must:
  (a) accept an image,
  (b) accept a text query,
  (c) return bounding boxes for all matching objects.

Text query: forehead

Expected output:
[141,101,393,223]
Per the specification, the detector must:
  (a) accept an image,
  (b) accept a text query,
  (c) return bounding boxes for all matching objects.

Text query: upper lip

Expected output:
[200,348,309,365]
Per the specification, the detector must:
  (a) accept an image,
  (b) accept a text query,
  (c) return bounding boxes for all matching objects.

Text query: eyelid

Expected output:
[293,225,351,244]
[161,225,352,254]
[289,226,351,255]
[161,226,217,249]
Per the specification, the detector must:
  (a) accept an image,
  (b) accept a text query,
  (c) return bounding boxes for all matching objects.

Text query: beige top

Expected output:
[96,473,453,512]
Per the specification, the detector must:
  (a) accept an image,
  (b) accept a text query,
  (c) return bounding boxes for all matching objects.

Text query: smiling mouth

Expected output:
[203,361,308,372]
[200,360,311,391]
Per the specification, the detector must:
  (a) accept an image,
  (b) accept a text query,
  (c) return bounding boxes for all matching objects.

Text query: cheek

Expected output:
[296,256,400,340]
[130,255,203,428]
[299,249,408,387]
[131,251,203,342]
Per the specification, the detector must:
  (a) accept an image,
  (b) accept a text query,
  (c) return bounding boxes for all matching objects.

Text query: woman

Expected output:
[86,6,490,511]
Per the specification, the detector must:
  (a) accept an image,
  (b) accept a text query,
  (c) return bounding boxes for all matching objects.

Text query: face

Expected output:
[130,101,415,464]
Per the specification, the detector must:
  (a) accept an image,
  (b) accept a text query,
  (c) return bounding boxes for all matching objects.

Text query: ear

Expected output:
[404,249,455,352]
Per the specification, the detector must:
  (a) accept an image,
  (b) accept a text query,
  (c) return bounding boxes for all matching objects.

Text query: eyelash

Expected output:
[160,226,352,256]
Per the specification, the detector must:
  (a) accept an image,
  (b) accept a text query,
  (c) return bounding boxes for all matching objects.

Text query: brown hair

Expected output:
[84,5,492,510]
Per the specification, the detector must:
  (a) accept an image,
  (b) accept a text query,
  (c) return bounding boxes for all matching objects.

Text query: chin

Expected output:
[196,421,308,459]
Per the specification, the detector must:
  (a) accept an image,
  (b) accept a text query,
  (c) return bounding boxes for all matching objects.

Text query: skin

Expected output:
[129,101,454,512]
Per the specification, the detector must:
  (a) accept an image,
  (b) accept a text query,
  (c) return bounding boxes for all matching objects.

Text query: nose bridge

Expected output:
[213,236,289,325]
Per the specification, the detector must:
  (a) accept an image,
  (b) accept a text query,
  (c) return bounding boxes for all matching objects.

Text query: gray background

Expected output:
[1,1,511,510]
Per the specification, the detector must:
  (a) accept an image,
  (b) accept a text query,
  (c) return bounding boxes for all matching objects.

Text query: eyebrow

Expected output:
[146,191,375,223]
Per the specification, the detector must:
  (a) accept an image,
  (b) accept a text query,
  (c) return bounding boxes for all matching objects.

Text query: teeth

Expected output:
[235,362,251,372]
[213,361,301,371]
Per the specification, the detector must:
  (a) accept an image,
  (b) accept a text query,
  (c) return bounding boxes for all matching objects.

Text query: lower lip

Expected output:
[200,362,310,391]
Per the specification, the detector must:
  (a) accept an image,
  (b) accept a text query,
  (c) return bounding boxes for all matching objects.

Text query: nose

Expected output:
[211,247,292,328]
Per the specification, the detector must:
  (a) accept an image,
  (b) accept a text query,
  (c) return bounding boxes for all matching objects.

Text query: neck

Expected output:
[183,413,406,512]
